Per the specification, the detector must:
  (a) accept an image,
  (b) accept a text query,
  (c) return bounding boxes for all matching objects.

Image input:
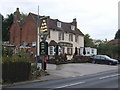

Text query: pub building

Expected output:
[9,8,84,60]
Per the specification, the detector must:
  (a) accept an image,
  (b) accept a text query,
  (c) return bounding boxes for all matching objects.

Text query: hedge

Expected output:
[71,56,91,63]
[2,62,31,83]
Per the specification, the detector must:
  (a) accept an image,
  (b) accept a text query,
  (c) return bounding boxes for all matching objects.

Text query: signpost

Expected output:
[39,16,49,70]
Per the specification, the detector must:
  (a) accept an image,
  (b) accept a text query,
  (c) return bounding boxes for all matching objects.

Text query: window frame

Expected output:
[75,35,79,42]
[57,21,61,28]
[58,31,64,40]
[67,48,73,55]
[69,33,73,41]
[71,25,75,30]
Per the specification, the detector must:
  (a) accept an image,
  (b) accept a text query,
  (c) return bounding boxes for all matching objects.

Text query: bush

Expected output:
[2,47,32,83]
[48,54,68,65]
[71,55,90,63]
[2,50,31,63]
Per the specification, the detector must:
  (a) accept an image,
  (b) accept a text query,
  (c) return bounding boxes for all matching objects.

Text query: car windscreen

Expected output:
[103,56,111,59]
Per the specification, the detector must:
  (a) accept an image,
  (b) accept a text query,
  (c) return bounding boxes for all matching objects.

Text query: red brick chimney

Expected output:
[13,8,20,23]
[72,18,77,29]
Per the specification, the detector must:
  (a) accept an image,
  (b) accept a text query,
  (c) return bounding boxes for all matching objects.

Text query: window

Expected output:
[58,32,62,40]
[87,51,90,54]
[57,21,61,28]
[95,56,101,59]
[92,49,94,54]
[48,46,55,55]
[100,56,105,60]
[69,33,73,41]
[71,25,75,30]
[32,42,36,47]
[58,32,64,40]
[67,48,73,55]
[75,35,79,42]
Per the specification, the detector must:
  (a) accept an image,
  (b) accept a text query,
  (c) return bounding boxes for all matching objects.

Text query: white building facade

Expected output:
[44,18,84,60]
[80,47,97,56]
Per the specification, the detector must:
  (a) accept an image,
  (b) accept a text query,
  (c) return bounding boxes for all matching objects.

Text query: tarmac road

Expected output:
[2,63,119,90]
[6,69,119,89]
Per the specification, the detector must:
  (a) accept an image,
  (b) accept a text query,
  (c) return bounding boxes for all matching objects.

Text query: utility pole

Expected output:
[36,6,40,76]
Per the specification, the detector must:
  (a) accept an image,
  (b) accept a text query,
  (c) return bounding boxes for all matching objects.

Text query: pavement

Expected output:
[46,63,118,77]
[2,63,118,87]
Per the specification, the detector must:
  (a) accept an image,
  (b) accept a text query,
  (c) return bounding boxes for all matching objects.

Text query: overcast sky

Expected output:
[0,0,119,40]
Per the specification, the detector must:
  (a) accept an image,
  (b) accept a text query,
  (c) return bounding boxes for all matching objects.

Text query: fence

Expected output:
[2,62,31,83]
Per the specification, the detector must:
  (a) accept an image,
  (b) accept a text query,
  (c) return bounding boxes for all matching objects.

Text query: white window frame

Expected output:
[69,33,73,41]
[32,42,36,47]
[75,35,79,42]
[48,46,55,55]
[71,25,75,30]
[58,32,62,40]
[57,21,61,28]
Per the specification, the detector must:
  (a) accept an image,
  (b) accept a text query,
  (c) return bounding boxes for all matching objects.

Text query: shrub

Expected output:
[71,55,90,63]
[48,54,68,65]
[2,50,31,63]
[2,47,32,83]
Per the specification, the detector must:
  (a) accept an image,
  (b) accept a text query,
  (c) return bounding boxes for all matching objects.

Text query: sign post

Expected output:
[40,16,49,70]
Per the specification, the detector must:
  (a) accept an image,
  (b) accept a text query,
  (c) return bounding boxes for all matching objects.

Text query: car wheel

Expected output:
[92,60,96,64]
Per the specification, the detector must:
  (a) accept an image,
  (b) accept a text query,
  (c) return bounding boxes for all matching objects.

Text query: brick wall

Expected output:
[9,23,21,46]
[22,15,37,44]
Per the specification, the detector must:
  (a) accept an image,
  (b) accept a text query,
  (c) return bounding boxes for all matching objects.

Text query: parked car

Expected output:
[90,55,118,65]
[116,57,120,63]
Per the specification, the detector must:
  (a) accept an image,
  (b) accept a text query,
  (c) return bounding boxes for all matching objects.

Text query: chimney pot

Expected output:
[73,18,76,22]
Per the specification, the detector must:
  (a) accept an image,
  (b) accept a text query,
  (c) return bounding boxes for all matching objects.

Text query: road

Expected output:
[4,69,119,89]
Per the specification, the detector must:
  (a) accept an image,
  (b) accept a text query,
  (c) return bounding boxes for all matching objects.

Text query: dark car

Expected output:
[116,57,120,63]
[90,55,118,65]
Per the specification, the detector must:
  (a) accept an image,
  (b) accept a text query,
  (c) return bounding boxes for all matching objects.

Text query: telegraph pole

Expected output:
[36,6,40,75]
[37,6,40,60]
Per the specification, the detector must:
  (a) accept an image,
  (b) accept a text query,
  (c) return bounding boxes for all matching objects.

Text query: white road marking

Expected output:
[55,81,85,88]
[99,74,120,80]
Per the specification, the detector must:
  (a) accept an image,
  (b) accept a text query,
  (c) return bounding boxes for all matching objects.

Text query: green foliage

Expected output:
[2,47,31,63]
[2,55,12,63]
[84,33,119,58]
[2,47,13,57]
[2,13,13,41]
[20,12,27,20]
[115,29,120,39]
[97,43,120,58]
[31,64,37,73]
[84,34,95,47]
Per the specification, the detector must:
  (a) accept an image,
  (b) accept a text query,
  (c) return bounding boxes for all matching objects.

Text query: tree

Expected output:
[2,13,13,41]
[20,12,27,20]
[114,29,120,39]
[84,34,95,47]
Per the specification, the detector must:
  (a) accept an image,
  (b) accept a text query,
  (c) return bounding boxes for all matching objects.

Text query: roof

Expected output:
[30,13,84,36]
[108,39,120,45]
[48,19,84,35]
[48,40,58,46]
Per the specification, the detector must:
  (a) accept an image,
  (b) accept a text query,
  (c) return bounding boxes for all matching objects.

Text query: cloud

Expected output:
[0,0,119,40]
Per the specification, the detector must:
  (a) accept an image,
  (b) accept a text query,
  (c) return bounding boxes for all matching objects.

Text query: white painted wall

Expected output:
[80,47,97,56]
[42,29,84,60]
